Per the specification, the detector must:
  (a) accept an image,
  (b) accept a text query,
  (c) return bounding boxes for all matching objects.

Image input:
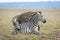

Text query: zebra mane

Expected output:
[29,12,38,24]
[29,12,37,20]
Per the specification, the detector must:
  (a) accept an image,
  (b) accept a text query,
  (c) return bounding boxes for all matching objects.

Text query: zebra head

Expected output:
[36,11,46,23]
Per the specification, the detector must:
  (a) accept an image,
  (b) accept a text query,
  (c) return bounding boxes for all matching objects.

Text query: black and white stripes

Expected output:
[12,11,46,35]
[19,21,39,34]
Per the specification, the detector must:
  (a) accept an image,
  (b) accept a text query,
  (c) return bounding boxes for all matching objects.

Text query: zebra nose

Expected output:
[43,20,46,23]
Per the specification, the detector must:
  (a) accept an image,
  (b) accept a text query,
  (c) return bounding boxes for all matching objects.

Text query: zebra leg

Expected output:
[33,26,40,35]
[34,24,40,31]
[11,27,18,35]
[12,20,21,34]
[38,25,40,31]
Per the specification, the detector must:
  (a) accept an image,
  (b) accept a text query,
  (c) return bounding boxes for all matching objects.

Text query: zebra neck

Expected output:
[30,14,38,24]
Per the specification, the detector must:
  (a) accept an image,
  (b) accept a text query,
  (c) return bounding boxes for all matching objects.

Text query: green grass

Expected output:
[0,9,60,40]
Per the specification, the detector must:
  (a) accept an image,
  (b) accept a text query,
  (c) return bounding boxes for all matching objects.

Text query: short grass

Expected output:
[0,9,60,40]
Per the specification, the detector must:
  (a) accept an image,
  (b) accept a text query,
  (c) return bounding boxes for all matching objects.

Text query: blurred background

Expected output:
[0,1,60,40]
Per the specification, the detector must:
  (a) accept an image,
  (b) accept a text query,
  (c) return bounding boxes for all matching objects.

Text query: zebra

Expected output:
[12,11,46,35]
[12,21,40,35]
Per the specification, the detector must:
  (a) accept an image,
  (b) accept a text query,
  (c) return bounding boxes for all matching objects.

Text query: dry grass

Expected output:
[0,8,60,40]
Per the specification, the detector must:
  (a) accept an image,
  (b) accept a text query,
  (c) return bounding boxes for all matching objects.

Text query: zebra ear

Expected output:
[36,11,41,14]
[39,12,41,14]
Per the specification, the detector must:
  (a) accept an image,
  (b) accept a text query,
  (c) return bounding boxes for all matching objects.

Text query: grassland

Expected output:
[0,8,60,40]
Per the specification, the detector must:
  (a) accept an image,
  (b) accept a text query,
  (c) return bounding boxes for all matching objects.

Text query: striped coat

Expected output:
[12,11,44,35]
